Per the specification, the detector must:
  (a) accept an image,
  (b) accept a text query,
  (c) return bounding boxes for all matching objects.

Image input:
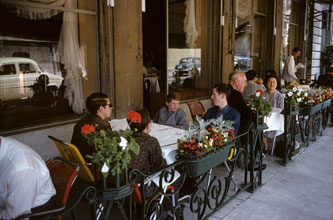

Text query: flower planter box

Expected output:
[283,103,299,115]
[301,103,323,116]
[322,99,331,109]
[183,143,233,178]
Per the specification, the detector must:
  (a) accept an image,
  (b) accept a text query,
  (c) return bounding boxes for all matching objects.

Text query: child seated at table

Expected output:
[153,92,187,129]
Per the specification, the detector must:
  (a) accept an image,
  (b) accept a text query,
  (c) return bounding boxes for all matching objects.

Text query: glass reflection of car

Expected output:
[0,57,64,101]
[174,57,201,73]
[234,56,251,71]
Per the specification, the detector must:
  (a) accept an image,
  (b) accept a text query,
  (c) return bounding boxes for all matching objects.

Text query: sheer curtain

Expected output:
[184,0,198,48]
[2,0,86,114]
[57,0,86,114]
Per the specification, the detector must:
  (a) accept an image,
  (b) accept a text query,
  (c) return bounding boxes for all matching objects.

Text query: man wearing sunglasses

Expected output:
[71,92,113,157]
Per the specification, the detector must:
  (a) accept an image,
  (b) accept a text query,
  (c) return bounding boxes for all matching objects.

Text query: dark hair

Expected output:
[128,109,151,133]
[166,92,180,103]
[213,83,231,98]
[265,69,277,78]
[86,93,109,115]
[264,75,278,87]
[292,47,301,53]
[245,70,257,81]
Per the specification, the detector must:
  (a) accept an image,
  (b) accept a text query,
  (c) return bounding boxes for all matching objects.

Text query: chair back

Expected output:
[48,135,95,183]
[187,101,205,121]
[45,157,79,220]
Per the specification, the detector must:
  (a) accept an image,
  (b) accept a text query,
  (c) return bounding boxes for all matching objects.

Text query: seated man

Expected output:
[228,71,251,135]
[242,70,266,99]
[71,93,112,157]
[153,92,187,129]
[203,83,240,136]
[0,136,56,219]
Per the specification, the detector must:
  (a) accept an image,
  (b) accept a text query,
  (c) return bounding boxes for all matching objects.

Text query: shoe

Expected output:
[254,163,267,171]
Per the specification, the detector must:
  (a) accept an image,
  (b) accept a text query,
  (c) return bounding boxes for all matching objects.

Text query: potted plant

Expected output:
[249,89,272,126]
[283,86,303,115]
[177,116,235,177]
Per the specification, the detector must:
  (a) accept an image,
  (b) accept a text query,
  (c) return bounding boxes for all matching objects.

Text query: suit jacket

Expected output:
[227,86,251,135]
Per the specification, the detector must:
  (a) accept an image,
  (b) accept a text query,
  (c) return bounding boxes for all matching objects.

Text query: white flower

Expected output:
[256,92,261,97]
[304,92,308,97]
[223,132,228,138]
[297,98,302,102]
[297,91,301,96]
[209,139,213,146]
[288,92,293,97]
[119,137,128,150]
[101,163,109,173]
[292,87,297,92]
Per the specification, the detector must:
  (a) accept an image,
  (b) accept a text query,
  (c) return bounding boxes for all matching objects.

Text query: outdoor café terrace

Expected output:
[14,89,332,220]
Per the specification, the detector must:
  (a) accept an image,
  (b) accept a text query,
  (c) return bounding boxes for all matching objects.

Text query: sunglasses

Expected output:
[104,104,113,108]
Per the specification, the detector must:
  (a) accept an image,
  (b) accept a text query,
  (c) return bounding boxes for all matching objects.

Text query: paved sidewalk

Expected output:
[209,127,333,220]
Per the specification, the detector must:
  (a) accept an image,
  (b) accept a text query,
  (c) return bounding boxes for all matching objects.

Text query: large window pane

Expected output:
[0,2,96,132]
[167,0,208,100]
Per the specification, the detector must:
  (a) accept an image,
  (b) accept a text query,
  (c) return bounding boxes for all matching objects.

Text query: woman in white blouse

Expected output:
[263,75,284,152]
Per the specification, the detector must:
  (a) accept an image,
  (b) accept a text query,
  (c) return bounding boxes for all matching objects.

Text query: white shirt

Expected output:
[0,137,56,219]
[282,55,298,83]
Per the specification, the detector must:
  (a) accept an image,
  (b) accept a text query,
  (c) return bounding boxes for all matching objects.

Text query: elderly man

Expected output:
[0,136,56,219]
[71,92,113,157]
[282,47,302,84]
[228,71,251,135]
[203,84,240,135]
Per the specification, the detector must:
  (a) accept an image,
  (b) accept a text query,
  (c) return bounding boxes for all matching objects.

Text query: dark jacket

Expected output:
[128,132,167,175]
[71,115,112,157]
[227,86,251,135]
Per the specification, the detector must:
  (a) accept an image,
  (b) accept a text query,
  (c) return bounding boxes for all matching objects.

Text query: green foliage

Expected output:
[84,126,140,178]
[249,93,272,117]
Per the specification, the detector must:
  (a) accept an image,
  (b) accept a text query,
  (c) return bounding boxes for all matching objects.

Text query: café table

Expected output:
[110,119,185,164]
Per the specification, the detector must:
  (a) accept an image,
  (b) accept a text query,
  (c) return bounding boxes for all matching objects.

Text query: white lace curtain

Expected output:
[184,0,198,48]
[2,0,86,114]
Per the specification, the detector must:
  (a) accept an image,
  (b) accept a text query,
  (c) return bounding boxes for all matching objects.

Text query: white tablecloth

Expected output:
[264,108,284,136]
[110,119,185,164]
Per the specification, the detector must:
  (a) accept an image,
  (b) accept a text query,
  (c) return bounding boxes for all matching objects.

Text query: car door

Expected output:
[0,63,20,101]
[19,62,39,98]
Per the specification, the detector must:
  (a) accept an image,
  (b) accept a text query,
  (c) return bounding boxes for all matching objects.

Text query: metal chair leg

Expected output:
[271,131,278,156]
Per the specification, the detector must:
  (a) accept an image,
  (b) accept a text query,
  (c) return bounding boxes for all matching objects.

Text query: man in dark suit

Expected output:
[227,71,266,171]
[228,71,251,135]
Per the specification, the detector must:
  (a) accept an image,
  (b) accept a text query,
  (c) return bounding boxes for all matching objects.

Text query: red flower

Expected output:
[256,89,264,96]
[81,124,95,135]
[127,111,142,123]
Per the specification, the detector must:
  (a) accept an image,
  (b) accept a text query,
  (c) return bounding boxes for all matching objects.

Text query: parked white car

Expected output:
[0,57,63,101]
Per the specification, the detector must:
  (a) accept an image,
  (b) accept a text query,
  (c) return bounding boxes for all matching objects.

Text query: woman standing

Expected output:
[263,75,284,152]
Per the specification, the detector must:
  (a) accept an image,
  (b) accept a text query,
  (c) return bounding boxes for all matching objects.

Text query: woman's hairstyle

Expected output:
[127,109,151,133]
[86,93,109,115]
[264,75,279,87]
[213,83,231,98]
[265,69,277,78]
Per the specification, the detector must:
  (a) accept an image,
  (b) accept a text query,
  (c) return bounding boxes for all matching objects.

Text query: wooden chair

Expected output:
[14,157,95,220]
[186,101,206,121]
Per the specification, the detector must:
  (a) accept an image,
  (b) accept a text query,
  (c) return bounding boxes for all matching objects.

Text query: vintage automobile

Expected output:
[0,57,63,101]
[174,57,201,73]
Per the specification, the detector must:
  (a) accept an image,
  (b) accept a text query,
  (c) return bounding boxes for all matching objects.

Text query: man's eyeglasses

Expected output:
[104,104,113,108]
